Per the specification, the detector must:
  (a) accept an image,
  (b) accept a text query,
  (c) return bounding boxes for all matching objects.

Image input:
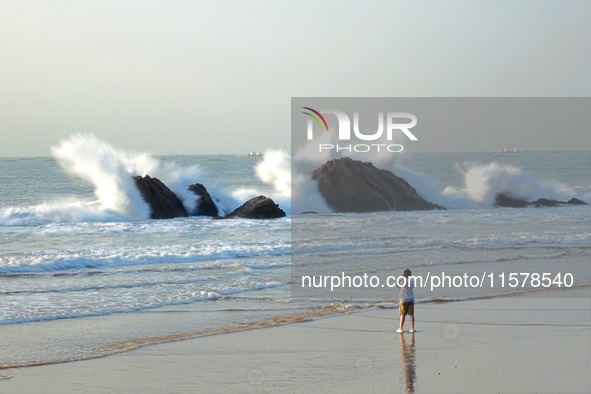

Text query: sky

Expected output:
[1,0,590,157]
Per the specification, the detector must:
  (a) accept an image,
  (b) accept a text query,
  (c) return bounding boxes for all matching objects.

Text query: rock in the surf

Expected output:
[188,183,219,217]
[495,193,588,208]
[531,198,560,207]
[133,175,188,219]
[494,193,528,208]
[225,196,286,219]
[312,157,444,213]
[567,198,588,205]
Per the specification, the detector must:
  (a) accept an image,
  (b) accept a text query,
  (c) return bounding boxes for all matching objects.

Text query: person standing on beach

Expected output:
[397,268,415,333]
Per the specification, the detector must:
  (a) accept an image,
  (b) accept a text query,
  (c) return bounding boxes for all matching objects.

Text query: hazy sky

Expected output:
[1,0,590,156]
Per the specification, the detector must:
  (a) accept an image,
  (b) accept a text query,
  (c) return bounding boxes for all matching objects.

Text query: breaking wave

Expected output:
[1,134,589,226]
[0,134,294,225]
[440,162,581,207]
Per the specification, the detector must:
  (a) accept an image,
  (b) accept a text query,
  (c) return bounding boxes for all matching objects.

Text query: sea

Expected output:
[1,135,590,368]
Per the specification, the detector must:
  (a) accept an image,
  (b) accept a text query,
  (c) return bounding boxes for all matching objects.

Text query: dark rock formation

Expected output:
[188,183,219,217]
[311,157,444,213]
[495,193,588,208]
[531,198,559,207]
[494,194,528,208]
[133,175,188,219]
[567,198,589,205]
[225,196,286,219]
[132,175,286,220]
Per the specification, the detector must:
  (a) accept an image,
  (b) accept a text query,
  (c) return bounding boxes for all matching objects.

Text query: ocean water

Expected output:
[1,136,590,367]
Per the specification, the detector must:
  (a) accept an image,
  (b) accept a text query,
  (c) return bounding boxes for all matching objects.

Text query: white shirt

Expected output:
[399,277,415,303]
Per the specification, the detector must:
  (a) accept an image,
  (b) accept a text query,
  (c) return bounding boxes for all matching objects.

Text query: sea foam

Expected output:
[441,162,578,206]
[51,133,153,219]
[1,134,263,225]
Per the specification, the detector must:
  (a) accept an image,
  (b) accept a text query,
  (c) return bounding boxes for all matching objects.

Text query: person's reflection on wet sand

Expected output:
[399,333,417,393]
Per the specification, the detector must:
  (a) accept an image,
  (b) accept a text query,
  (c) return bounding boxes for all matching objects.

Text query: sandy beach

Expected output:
[1,288,589,394]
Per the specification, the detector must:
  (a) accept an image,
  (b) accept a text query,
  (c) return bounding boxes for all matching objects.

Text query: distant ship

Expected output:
[494,148,528,154]
[235,151,264,158]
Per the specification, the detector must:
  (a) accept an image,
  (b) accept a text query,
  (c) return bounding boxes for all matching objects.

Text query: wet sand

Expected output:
[2,289,590,393]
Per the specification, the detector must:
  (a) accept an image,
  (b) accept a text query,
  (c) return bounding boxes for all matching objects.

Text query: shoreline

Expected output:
[1,285,589,370]
[0,302,356,370]
[2,288,589,393]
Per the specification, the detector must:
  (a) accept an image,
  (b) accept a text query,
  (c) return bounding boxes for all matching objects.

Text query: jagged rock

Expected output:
[567,198,588,205]
[311,157,444,213]
[531,198,560,207]
[494,194,528,208]
[225,196,286,219]
[188,183,219,217]
[495,193,589,208]
[133,175,188,219]
[133,176,286,220]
